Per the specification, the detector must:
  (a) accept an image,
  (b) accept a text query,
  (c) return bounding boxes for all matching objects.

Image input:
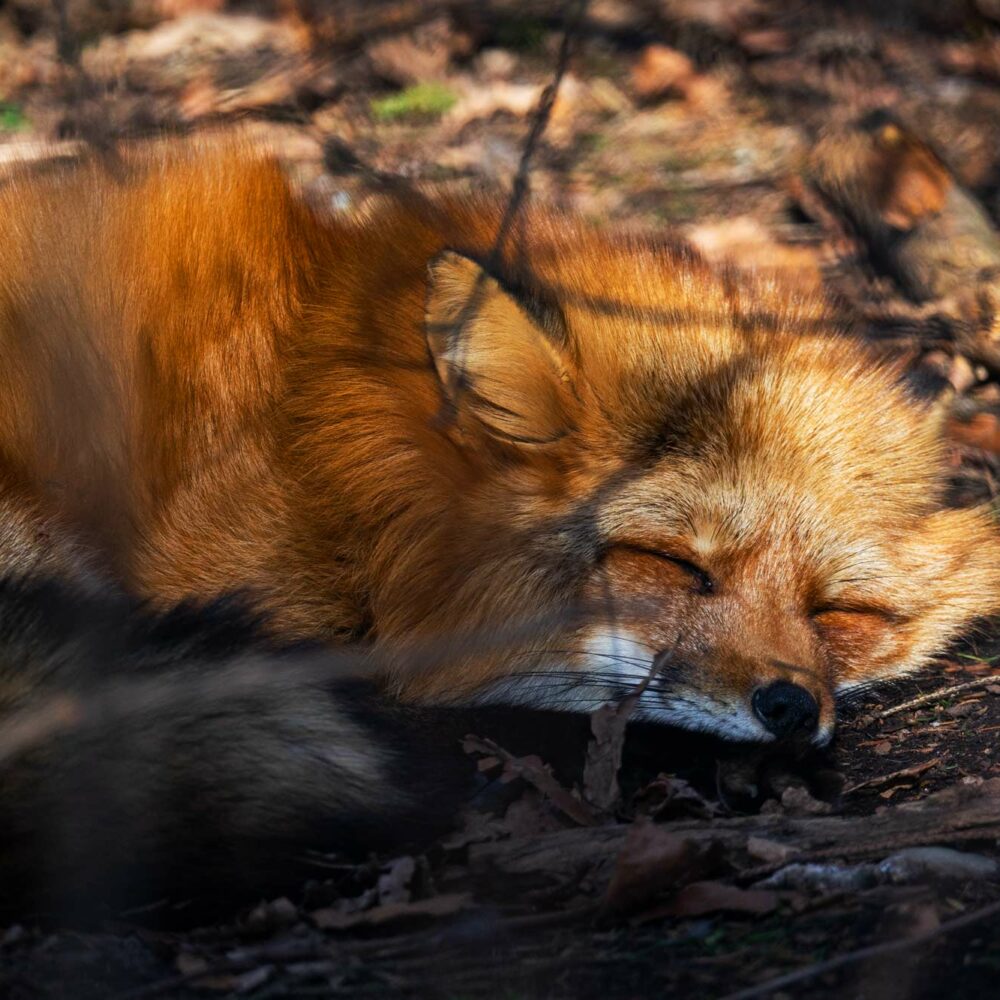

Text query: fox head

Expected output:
[357,207,1000,746]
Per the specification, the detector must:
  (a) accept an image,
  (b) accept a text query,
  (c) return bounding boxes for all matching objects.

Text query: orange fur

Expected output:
[0,142,997,744]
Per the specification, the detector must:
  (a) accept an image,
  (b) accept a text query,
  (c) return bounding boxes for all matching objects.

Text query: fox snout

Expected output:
[751,680,820,740]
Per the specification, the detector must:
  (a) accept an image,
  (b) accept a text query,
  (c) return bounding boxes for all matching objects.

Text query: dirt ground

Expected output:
[5,1,1000,998]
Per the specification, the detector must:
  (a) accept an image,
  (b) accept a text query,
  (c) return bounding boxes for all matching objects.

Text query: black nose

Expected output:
[752,681,819,739]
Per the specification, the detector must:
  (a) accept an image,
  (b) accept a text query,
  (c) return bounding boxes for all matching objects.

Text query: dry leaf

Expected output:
[367,18,453,86]
[446,82,542,129]
[376,856,416,905]
[631,44,694,102]
[602,820,717,914]
[632,773,717,820]
[746,836,795,865]
[649,880,780,919]
[464,735,599,827]
[311,893,472,930]
[582,702,632,813]
[848,757,942,795]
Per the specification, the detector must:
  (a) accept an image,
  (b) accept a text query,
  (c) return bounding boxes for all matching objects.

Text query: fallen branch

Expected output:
[470,779,1000,892]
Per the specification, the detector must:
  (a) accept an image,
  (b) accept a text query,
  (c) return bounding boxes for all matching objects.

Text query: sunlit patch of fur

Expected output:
[0,148,995,745]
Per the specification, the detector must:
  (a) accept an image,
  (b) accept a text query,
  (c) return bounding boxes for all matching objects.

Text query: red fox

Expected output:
[0,143,997,917]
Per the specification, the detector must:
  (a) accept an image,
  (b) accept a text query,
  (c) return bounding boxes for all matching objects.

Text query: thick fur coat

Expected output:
[0,144,997,917]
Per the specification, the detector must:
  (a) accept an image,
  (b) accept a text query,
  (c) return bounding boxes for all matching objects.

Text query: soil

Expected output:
[3,1,1000,998]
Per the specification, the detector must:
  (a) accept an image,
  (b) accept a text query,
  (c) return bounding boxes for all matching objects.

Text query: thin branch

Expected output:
[719,897,1000,1000]
[853,675,1000,727]
[439,0,590,415]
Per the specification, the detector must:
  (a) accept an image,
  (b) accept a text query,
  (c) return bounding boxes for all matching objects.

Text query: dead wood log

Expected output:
[469,778,1000,891]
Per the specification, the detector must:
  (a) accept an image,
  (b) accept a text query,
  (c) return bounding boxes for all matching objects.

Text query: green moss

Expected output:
[0,103,27,132]
[371,83,457,122]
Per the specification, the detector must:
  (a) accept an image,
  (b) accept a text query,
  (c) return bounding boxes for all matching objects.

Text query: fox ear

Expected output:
[425,251,575,445]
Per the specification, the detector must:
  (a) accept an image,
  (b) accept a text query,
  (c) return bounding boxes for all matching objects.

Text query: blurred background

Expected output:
[0,0,996,273]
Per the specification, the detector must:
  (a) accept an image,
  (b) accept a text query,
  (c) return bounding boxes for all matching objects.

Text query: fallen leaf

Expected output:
[311,893,472,930]
[463,735,599,826]
[945,701,980,718]
[584,658,663,813]
[631,44,694,102]
[156,0,224,16]
[367,18,453,86]
[661,0,763,34]
[779,785,833,816]
[602,820,717,915]
[241,897,299,938]
[738,28,792,56]
[376,856,416,905]
[176,952,210,976]
[746,836,795,865]
[446,82,542,129]
[174,951,273,994]
[583,701,634,813]
[847,758,942,795]
[648,881,780,919]
[633,774,717,820]
[686,216,822,292]
[499,790,570,838]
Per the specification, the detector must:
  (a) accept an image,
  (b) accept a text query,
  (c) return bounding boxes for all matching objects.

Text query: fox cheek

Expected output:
[916,508,1000,625]
[834,509,1000,691]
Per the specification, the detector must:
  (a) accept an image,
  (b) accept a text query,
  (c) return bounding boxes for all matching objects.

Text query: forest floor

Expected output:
[5,1,1000,997]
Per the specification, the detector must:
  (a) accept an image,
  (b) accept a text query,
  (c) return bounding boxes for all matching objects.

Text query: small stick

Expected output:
[843,756,942,796]
[857,675,1000,726]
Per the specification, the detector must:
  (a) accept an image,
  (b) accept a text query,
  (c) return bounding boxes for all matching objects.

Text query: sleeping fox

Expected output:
[0,143,997,917]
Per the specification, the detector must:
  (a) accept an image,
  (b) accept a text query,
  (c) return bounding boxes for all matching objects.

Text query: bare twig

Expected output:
[487,0,590,267]
[438,0,590,416]
[843,757,943,796]
[852,675,1000,727]
[735,824,1000,884]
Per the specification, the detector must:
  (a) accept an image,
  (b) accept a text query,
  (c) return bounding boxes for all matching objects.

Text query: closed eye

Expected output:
[811,604,906,625]
[615,543,715,596]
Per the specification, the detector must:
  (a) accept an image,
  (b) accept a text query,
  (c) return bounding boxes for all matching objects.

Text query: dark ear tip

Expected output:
[897,351,961,406]
[902,366,952,404]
